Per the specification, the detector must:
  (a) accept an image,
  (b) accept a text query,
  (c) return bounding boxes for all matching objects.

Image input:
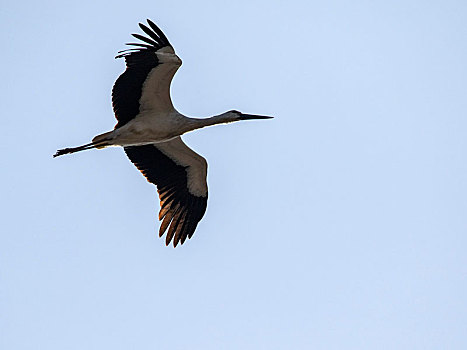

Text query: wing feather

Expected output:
[124,137,208,246]
[112,20,181,128]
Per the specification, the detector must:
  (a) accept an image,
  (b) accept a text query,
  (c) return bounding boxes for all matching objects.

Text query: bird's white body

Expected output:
[95,111,240,147]
[99,111,186,146]
[55,19,271,246]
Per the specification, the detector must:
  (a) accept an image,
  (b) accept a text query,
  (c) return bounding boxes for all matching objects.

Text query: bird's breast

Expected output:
[112,113,184,146]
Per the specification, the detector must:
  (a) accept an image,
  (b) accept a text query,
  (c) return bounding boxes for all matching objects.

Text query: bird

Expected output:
[54,19,272,247]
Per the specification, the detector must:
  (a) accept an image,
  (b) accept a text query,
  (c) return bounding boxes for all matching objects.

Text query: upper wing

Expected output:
[124,137,208,247]
[112,19,182,129]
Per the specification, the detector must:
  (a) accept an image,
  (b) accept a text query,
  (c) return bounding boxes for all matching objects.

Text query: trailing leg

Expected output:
[53,140,110,158]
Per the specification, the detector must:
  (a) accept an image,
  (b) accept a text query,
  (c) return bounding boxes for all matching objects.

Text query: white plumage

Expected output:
[54,19,272,246]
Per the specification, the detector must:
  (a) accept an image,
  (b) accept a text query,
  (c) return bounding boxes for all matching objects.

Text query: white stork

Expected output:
[54,19,272,247]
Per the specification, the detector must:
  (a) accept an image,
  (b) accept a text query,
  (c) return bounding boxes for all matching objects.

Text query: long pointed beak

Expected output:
[238,113,274,120]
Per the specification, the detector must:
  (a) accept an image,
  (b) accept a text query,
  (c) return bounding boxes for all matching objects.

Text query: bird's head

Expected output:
[226,110,274,121]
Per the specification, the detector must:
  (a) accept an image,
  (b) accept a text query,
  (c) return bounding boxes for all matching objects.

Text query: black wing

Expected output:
[124,138,208,247]
[112,19,173,129]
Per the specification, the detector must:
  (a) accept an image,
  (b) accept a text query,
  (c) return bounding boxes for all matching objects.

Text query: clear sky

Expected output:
[2,0,467,349]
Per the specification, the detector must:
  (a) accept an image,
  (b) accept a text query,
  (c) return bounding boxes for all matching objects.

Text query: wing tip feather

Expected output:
[116,20,172,59]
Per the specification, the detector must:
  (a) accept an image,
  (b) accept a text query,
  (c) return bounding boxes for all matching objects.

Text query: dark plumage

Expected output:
[125,145,207,246]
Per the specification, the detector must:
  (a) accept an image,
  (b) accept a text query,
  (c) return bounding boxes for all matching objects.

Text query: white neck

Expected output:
[182,111,240,133]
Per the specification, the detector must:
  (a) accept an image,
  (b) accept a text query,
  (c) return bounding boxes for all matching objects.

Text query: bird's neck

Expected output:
[183,112,240,133]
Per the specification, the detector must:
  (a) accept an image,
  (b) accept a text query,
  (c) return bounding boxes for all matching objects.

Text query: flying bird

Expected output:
[54,19,272,247]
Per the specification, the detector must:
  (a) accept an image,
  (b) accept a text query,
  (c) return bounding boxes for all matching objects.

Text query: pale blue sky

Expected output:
[2,0,467,349]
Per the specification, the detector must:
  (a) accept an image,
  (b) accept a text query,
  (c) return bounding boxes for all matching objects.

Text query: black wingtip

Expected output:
[146,19,171,44]
[116,20,172,59]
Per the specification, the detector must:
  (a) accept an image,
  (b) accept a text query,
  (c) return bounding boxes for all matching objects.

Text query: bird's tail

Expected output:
[53,132,113,158]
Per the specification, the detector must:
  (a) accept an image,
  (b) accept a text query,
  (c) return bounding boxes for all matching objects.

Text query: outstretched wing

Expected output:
[112,19,182,129]
[124,137,208,247]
